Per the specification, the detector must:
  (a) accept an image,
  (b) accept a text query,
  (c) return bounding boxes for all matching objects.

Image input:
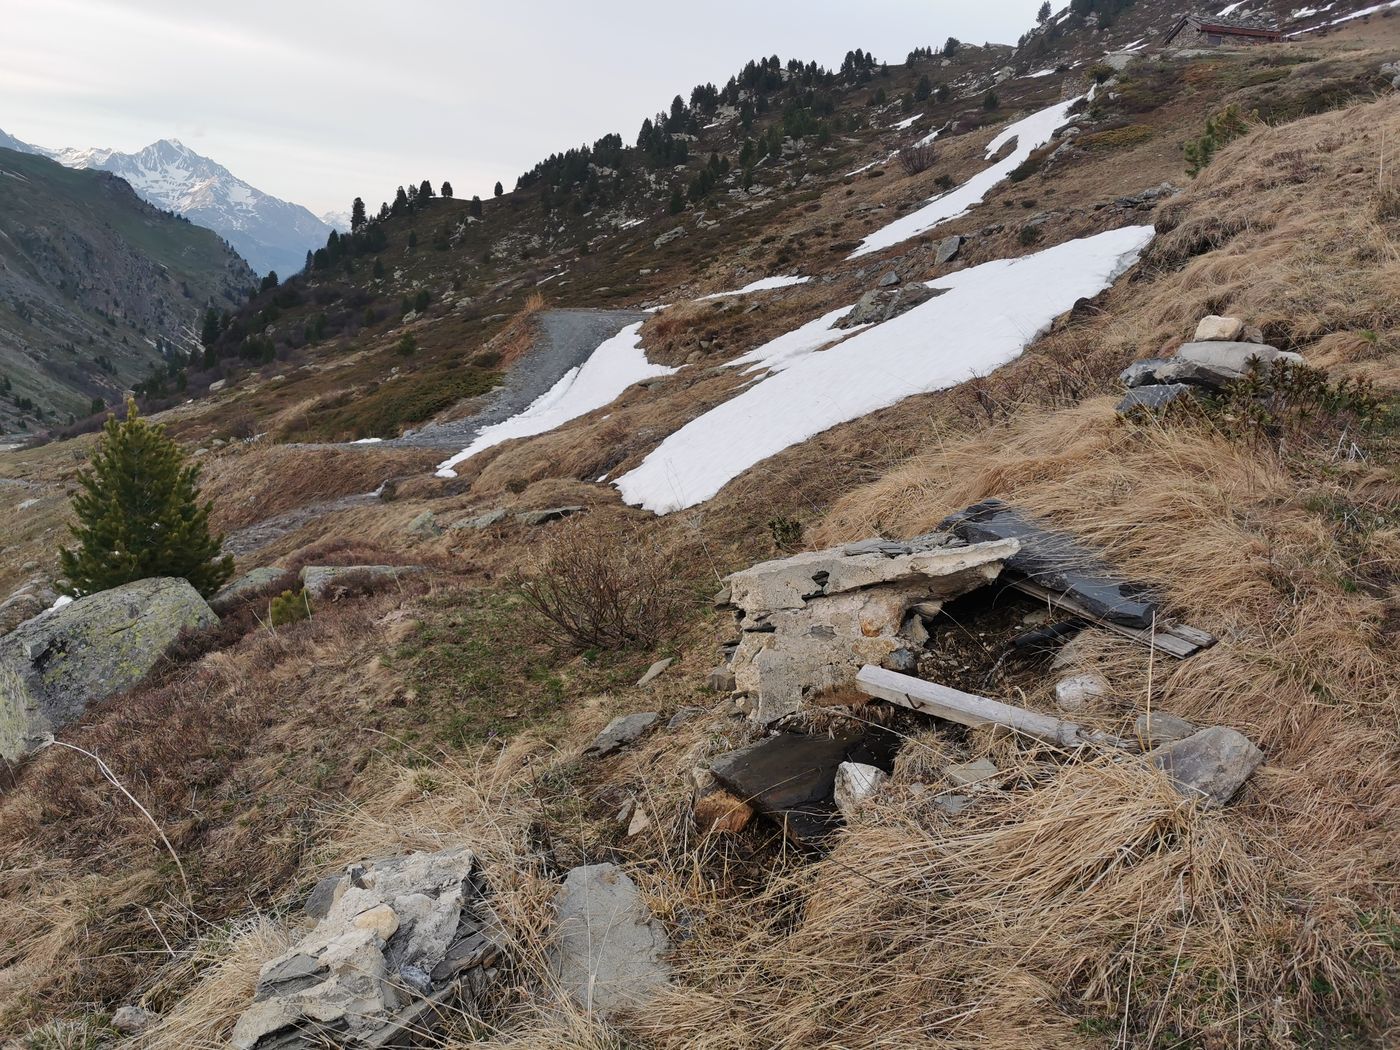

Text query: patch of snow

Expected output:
[435,322,676,477]
[697,275,811,300]
[618,218,644,229]
[890,112,924,130]
[1290,0,1399,31]
[1028,68,1057,77]
[848,96,1083,259]
[351,437,383,444]
[1120,37,1147,50]
[615,225,1154,513]
[16,498,38,510]
[728,307,865,374]
[847,152,898,176]
[50,595,73,612]
[1217,1,1246,15]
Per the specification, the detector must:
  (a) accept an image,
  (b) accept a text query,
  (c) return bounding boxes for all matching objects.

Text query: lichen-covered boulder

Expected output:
[0,577,217,759]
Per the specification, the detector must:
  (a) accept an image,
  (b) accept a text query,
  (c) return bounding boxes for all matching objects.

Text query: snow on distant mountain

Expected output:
[319,209,352,233]
[0,131,329,277]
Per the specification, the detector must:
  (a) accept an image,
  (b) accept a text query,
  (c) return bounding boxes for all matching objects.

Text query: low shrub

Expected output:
[513,518,688,651]
[1185,104,1252,177]
[268,589,312,626]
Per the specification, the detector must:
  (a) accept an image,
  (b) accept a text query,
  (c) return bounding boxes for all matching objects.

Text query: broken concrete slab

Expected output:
[232,847,502,1049]
[584,712,659,757]
[1135,711,1197,747]
[941,499,1158,629]
[722,536,1018,723]
[636,657,673,686]
[550,863,670,1018]
[1150,726,1262,805]
[515,506,585,527]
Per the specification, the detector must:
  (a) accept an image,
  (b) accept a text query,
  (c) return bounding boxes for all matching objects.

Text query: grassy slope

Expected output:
[2,15,1400,1050]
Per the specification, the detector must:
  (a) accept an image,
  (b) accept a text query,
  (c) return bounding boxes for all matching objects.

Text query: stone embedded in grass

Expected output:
[514,505,585,527]
[1194,315,1245,342]
[300,564,424,600]
[211,565,287,607]
[1116,383,1195,414]
[1150,726,1263,805]
[1135,711,1197,747]
[405,510,443,538]
[1054,672,1110,712]
[452,508,508,531]
[550,863,670,1018]
[834,761,889,816]
[0,576,218,760]
[584,712,659,757]
[1174,341,1304,382]
[636,657,673,686]
[946,758,999,788]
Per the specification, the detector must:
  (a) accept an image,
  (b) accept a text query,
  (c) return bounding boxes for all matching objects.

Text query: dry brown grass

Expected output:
[484,290,548,371]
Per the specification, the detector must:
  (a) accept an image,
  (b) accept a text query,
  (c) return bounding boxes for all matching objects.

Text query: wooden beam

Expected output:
[855,665,1132,750]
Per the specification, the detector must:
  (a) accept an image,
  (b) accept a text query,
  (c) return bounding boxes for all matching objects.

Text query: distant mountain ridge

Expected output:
[0,130,329,277]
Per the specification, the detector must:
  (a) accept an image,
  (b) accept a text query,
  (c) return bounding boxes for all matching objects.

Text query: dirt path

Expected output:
[381,307,648,451]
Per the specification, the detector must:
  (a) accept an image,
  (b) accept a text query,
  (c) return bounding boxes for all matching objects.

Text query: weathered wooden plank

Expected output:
[1008,579,1215,658]
[855,665,1131,750]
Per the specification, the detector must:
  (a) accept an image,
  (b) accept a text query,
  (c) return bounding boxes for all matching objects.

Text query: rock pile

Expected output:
[0,577,217,760]
[1116,315,1304,414]
[715,533,1019,724]
[232,847,503,1049]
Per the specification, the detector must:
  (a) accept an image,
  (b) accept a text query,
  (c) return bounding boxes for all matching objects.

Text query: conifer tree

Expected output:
[351,197,367,231]
[440,181,453,198]
[1038,1,1052,22]
[469,195,483,218]
[494,181,503,197]
[60,400,232,598]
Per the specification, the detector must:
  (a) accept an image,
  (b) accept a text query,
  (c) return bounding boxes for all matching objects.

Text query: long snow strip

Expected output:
[848,96,1083,259]
[615,225,1154,513]
[435,321,674,477]
[697,274,811,300]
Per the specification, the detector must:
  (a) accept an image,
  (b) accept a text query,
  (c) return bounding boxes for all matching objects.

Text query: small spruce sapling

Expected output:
[60,400,233,598]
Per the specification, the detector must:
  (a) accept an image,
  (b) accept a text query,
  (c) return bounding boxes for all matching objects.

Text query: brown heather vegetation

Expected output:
[5,28,1400,1050]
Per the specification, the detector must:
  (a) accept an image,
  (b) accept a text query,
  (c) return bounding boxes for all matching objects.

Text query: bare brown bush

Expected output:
[898,142,935,176]
[513,517,688,650]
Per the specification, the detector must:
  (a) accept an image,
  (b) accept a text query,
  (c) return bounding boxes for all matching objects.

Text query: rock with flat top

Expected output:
[584,712,658,757]
[1150,726,1262,805]
[0,577,217,760]
[452,509,508,531]
[934,234,964,265]
[550,863,670,1018]
[1174,341,1304,381]
[946,758,998,788]
[1135,711,1197,747]
[1193,315,1245,342]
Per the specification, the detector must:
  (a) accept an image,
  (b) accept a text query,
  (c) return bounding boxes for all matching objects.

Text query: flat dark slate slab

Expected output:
[941,499,1159,629]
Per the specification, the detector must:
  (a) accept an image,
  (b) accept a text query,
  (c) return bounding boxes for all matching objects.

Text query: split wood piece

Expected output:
[855,664,1133,750]
[1008,579,1217,659]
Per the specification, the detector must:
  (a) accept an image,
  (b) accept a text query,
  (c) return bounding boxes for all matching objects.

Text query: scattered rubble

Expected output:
[0,577,217,760]
[719,532,1017,723]
[585,712,658,757]
[231,847,503,1049]
[550,863,670,1018]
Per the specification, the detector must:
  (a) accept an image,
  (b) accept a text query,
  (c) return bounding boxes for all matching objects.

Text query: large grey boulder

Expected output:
[0,577,217,760]
[232,847,503,1049]
[1150,726,1262,805]
[1174,341,1304,381]
[837,285,939,329]
[550,863,670,1017]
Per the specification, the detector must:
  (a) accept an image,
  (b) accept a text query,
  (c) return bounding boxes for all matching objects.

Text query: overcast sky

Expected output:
[3,0,1049,217]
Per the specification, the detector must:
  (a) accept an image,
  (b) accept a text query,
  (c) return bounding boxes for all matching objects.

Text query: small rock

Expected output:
[406,510,443,538]
[303,874,346,919]
[1194,315,1245,342]
[1135,711,1197,747]
[585,712,659,757]
[667,706,707,729]
[1150,726,1263,806]
[692,788,755,834]
[453,508,508,531]
[933,793,971,816]
[208,378,227,392]
[1054,673,1109,712]
[654,227,687,248]
[834,761,888,816]
[933,234,964,265]
[352,903,400,941]
[881,647,918,673]
[704,666,736,692]
[1241,325,1264,344]
[837,284,938,328]
[1116,383,1195,414]
[397,964,433,995]
[878,270,901,287]
[945,758,997,788]
[515,505,585,527]
[111,1005,155,1034]
[550,863,670,1017]
[626,805,651,837]
[636,657,673,687]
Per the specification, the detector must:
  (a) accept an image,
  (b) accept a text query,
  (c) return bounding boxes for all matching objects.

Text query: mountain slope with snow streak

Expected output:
[616,225,1154,513]
[848,96,1084,259]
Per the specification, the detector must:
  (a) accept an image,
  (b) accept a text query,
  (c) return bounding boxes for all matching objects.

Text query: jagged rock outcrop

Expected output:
[0,577,217,759]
